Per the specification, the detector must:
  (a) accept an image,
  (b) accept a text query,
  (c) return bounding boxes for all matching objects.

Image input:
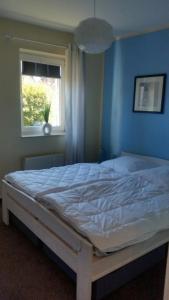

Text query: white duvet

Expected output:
[37,166,169,254]
[5,163,121,198]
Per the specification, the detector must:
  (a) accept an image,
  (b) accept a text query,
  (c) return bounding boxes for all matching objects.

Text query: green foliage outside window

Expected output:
[22,84,48,126]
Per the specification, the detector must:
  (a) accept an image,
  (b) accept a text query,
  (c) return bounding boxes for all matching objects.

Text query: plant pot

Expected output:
[42,122,52,135]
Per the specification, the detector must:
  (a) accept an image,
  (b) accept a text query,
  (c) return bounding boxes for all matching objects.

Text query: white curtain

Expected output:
[65,44,85,164]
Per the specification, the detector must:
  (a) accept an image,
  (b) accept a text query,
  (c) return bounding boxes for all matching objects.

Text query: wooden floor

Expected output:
[0,204,166,300]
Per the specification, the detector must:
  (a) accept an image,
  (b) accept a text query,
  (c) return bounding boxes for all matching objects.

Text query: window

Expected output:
[20,50,65,137]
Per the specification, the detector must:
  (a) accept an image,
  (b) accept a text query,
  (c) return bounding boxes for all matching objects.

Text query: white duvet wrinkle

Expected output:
[5,163,121,197]
[46,175,161,213]
[6,164,169,253]
[38,166,169,253]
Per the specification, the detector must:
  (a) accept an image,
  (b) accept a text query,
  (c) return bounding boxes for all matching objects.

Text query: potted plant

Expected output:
[42,102,52,135]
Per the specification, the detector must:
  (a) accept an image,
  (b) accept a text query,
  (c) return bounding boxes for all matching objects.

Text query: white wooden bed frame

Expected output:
[2,179,169,300]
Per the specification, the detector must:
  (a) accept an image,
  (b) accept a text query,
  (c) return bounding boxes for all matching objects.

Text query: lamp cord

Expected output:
[93,0,96,17]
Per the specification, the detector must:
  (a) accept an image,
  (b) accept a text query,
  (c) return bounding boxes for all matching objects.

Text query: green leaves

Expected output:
[22,83,49,126]
[42,103,51,123]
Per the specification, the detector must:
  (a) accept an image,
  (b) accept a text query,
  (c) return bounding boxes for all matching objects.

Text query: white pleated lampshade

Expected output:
[74,17,114,54]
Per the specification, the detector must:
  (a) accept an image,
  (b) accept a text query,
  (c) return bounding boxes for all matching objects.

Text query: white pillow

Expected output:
[100,156,159,174]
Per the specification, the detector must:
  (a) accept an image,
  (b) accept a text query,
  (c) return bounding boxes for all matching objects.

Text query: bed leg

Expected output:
[163,243,169,300]
[2,185,9,225]
[2,200,9,225]
[76,243,92,300]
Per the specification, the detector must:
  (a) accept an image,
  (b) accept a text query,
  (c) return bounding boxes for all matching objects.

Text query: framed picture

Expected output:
[133,74,166,113]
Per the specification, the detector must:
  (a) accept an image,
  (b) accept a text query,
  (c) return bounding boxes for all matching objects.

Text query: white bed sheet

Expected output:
[37,166,169,254]
[5,163,121,198]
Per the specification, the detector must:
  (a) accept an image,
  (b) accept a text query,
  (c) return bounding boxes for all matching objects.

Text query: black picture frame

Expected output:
[133,74,166,113]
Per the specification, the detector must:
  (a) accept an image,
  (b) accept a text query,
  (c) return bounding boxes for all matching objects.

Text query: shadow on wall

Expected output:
[101,41,124,160]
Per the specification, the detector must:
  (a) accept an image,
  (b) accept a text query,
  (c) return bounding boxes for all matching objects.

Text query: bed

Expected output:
[2,154,169,300]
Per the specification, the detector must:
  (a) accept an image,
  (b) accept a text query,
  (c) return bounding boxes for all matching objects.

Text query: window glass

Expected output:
[20,51,65,137]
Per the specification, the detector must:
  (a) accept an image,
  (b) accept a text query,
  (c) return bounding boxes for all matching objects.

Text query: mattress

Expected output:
[5,163,121,198]
[37,165,169,254]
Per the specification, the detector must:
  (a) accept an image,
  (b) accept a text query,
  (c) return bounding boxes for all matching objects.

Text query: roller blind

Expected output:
[22,61,61,78]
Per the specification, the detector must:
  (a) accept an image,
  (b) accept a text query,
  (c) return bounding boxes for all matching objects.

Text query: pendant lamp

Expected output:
[74,0,113,54]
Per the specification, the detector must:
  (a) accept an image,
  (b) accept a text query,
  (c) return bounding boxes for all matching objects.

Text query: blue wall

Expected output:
[102,29,169,160]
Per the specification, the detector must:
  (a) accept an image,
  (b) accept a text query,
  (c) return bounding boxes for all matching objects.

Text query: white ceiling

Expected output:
[1,0,169,38]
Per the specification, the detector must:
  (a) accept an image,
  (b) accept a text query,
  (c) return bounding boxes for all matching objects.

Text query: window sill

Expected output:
[21,131,65,138]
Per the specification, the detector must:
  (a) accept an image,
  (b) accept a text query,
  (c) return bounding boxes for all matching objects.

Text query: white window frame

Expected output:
[19,49,66,137]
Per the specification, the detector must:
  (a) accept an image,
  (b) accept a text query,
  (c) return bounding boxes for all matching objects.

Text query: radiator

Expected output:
[23,153,65,170]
